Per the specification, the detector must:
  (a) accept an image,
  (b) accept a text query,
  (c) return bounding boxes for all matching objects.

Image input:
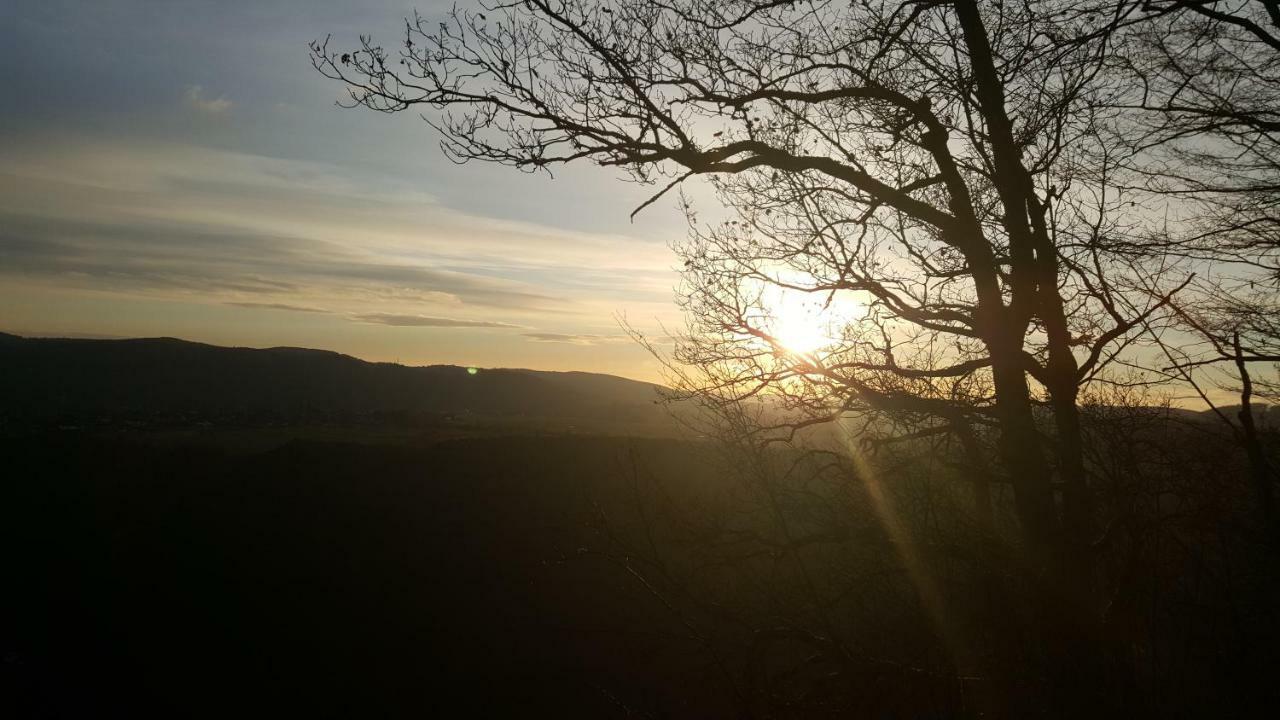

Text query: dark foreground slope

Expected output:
[1,434,727,718]
[5,333,1277,718]
[0,334,719,716]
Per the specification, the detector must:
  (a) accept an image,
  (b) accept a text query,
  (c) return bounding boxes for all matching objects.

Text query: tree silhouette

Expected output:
[315,0,1170,569]
[1110,0,1280,539]
[311,1,1279,711]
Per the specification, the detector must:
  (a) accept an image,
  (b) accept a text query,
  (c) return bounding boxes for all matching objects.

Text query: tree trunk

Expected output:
[951,2,1112,712]
[989,344,1059,559]
[953,418,994,533]
[1234,333,1279,544]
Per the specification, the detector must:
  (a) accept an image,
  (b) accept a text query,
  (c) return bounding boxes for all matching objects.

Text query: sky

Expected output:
[0,0,692,379]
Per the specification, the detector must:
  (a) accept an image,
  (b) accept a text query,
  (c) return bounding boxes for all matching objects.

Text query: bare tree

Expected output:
[312,0,1189,577]
[1149,285,1280,538]
[305,4,1280,713]
[1113,0,1280,275]
[1105,0,1280,536]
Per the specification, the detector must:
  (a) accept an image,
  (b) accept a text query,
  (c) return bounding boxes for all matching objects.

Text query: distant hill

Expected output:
[1194,402,1279,425]
[5,331,1250,436]
[0,332,671,430]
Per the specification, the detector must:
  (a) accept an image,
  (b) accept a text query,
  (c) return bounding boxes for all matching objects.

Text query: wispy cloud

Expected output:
[0,142,574,313]
[0,137,681,376]
[184,85,232,114]
[0,2,684,380]
[2,330,131,340]
[354,313,522,328]
[226,302,331,313]
[523,332,628,345]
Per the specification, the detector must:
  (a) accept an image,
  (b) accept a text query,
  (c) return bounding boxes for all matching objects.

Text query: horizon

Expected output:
[1,327,1257,412]
[0,326,667,383]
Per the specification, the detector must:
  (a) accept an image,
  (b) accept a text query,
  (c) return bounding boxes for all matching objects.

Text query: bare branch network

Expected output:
[311,0,1280,563]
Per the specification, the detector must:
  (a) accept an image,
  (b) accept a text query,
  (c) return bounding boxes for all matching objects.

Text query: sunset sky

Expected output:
[0,0,692,379]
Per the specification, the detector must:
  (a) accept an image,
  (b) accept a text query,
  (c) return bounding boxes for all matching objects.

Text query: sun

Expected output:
[762,286,838,356]
[773,305,829,354]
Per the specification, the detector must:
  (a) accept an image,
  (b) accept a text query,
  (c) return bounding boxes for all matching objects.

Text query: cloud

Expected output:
[646,334,680,346]
[523,332,629,345]
[0,137,681,344]
[184,85,232,114]
[1,330,130,340]
[226,302,330,313]
[353,313,522,328]
[0,204,563,311]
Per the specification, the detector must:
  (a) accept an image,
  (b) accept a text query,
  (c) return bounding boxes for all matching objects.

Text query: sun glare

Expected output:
[772,301,830,354]
[760,284,859,356]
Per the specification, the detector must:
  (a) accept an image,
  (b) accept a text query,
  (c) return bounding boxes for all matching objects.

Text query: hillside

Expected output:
[0,332,672,431]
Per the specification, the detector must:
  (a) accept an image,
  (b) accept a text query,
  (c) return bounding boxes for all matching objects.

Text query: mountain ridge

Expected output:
[0,332,670,429]
[2,332,1258,430]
